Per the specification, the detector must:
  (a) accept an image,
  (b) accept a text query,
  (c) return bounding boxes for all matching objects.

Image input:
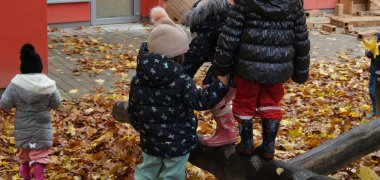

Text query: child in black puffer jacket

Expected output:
[213,0,310,158]
[129,7,229,180]
[163,0,238,147]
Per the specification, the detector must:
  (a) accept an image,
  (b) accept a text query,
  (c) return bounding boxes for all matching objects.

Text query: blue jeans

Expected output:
[369,71,376,114]
[134,152,189,180]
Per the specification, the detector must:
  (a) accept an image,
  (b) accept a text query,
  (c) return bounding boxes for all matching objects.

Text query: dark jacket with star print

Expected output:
[128,43,229,158]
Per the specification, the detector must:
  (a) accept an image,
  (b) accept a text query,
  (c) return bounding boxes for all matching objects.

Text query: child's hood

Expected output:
[11,74,57,104]
[181,0,230,27]
[251,0,300,20]
[136,43,184,86]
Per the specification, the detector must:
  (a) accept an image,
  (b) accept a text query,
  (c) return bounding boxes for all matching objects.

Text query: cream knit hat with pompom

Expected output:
[148,7,189,58]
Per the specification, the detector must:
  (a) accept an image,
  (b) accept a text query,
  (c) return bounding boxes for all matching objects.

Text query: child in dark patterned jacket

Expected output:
[163,0,238,147]
[128,7,229,180]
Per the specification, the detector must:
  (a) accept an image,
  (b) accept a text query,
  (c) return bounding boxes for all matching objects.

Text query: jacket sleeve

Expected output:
[292,2,311,84]
[128,83,141,131]
[182,75,229,111]
[213,0,247,76]
[49,89,62,110]
[0,84,15,110]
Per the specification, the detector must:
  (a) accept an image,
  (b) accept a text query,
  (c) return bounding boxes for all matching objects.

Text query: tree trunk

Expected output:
[189,144,333,180]
[288,117,380,175]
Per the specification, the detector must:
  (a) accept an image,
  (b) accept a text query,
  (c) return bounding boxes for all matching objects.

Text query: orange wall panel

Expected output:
[304,0,339,10]
[47,2,91,24]
[141,0,162,17]
[0,0,47,87]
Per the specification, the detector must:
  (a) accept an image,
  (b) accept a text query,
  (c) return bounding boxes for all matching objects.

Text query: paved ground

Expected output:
[47,24,380,99]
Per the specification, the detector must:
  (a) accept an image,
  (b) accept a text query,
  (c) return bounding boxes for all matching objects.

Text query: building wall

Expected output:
[0,0,47,87]
[304,0,339,10]
[48,2,91,24]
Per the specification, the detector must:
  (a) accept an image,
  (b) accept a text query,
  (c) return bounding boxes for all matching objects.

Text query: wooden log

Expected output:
[335,3,344,16]
[111,101,332,179]
[189,144,334,180]
[288,117,380,175]
[321,24,337,33]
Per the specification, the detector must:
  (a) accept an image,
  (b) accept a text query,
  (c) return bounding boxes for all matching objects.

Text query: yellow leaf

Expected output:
[276,167,284,175]
[105,54,113,60]
[289,129,303,139]
[67,124,76,136]
[360,104,372,111]
[283,141,294,151]
[357,166,380,180]
[98,46,106,52]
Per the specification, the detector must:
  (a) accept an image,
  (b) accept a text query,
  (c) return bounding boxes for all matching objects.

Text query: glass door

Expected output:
[91,0,140,25]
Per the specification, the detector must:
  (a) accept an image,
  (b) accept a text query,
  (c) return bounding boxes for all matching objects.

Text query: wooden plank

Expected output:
[330,15,380,27]
[335,3,344,16]
[357,29,378,40]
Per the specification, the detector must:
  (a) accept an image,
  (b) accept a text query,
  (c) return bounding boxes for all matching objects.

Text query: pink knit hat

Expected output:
[148,7,189,58]
[162,0,198,23]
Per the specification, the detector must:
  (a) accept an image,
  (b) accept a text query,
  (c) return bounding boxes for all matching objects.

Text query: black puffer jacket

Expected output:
[181,0,230,84]
[128,43,229,158]
[213,0,310,84]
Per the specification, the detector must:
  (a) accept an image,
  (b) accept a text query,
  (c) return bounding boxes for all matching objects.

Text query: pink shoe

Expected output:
[203,106,238,147]
[33,163,46,180]
[19,162,31,179]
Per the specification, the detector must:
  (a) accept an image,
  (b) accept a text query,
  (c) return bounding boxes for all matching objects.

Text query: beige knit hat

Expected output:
[148,7,189,58]
[162,0,198,23]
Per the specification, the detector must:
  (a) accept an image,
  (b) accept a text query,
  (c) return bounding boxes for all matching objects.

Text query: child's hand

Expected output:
[218,75,230,86]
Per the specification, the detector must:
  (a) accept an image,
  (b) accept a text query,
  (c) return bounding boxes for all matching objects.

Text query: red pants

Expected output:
[233,76,284,121]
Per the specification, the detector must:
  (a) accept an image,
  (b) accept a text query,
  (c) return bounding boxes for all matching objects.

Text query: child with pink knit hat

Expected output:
[163,0,238,147]
[129,7,229,179]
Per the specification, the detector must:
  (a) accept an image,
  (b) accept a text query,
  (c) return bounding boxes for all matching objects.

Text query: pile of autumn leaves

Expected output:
[0,46,378,179]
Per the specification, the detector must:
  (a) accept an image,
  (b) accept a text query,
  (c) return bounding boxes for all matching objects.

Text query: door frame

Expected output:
[91,0,140,25]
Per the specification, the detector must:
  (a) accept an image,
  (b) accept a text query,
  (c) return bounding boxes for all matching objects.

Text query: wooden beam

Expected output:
[288,117,380,175]
[189,144,334,180]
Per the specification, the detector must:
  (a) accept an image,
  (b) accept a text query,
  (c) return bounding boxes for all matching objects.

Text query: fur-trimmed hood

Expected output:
[181,0,229,27]
[11,74,57,104]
